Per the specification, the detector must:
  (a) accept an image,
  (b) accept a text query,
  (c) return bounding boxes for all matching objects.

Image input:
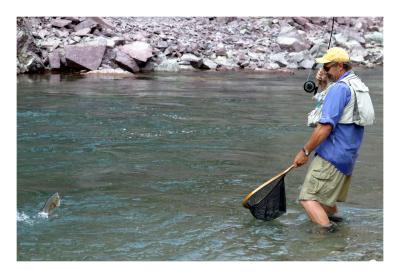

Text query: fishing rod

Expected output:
[303,17,335,95]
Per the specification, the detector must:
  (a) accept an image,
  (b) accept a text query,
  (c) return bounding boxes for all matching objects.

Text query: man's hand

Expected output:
[316,68,328,91]
[293,149,309,168]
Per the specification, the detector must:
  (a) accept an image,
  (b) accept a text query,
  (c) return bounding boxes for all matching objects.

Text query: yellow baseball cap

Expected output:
[315,47,350,64]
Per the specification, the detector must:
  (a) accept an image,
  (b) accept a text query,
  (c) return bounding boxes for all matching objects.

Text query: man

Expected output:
[293,47,373,232]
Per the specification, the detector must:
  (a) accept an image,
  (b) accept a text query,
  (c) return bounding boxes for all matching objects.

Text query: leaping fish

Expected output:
[40,192,61,215]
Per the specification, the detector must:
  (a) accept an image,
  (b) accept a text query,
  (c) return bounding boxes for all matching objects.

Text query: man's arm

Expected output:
[293,123,332,167]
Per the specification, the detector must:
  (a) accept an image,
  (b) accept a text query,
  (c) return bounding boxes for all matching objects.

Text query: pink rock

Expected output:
[65,43,106,70]
[121,41,153,62]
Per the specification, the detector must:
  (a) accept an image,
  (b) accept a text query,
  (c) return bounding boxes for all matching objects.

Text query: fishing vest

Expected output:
[307,72,374,127]
[338,72,375,126]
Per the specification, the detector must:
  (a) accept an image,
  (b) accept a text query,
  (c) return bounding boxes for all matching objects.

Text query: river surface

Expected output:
[17,68,383,261]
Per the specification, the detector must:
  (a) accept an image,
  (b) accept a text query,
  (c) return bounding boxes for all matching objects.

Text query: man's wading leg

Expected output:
[322,203,337,215]
[300,200,330,226]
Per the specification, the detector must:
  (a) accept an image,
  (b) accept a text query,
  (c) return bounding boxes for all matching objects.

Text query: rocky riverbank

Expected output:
[17,17,383,75]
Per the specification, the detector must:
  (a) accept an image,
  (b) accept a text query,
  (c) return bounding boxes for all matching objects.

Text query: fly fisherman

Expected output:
[293,47,374,232]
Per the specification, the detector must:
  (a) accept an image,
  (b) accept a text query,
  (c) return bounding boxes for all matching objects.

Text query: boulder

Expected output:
[298,51,314,69]
[215,43,227,56]
[202,58,218,70]
[34,29,49,39]
[214,56,239,70]
[154,58,180,72]
[334,33,349,48]
[74,27,92,36]
[49,51,61,69]
[65,42,106,70]
[263,61,280,70]
[17,52,45,73]
[121,41,153,62]
[54,29,69,38]
[293,17,309,27]
[277,36,310,52]
[88,17,114,30]
[180,53,201,63]
[365,32,383,45]
[180,53,203,68]
[39,37,61,52]
[17,18,45,73]
[114,50,140,73]
[277,26,310,52]
[51,19,72,28]
[269,52,288,67]
[287,52,305,63]
[156,40,169,50]
[82,68,134,78]
[74,19,98,32]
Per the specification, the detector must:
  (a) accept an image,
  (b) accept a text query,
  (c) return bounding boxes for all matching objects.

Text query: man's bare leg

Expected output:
[321,204,337,216]
[322,204,344,222]
[300,200,330,226]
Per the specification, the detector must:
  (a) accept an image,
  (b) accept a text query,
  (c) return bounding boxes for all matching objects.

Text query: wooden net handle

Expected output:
[242,164,296,208]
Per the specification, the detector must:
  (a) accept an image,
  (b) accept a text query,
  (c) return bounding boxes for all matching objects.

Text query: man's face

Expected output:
[323,62,343,82]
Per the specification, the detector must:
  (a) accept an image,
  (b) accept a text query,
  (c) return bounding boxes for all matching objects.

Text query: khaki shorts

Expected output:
[299,155,352,207]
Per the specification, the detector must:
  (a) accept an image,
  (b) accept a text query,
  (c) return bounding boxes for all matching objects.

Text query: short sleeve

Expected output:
[319,82,351,128]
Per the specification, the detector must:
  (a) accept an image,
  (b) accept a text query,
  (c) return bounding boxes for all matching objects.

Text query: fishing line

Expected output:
[303,17,335,94]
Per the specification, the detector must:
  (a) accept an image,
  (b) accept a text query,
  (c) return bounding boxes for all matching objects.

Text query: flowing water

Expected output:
[17,68,383,261]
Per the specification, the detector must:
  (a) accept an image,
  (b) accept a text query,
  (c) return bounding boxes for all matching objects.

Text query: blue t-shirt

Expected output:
[315,71,364,176]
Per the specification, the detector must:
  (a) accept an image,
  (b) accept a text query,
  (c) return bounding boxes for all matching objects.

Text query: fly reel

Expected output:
[303,80,318,95]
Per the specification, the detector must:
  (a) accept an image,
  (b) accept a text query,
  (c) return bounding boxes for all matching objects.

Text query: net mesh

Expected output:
[245,175,286,220]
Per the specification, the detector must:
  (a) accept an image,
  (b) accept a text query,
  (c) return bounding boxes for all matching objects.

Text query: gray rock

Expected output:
[65,42,106,70]
[299,58,314,69]
[49,51,61,69]
[51,19,72,28]
[111,37,125,47]
[179,65,195,71]
[35,29,49,39]
[269,53,288,66]
[141,61,156,72]
[277,35,310,52]
[297,51,314,69]
[15,17,384,73]
[365,32,383,45]
[180,53,201,63]
[114,50,140,73]
[121,41,153,62]
[202,58,218,70]
[277,26,310,52]
[287,51,305,63]
[63,17,80,24]
[17,18,45,73]
[18,52,45,73]
[180,53,203,68]
[334,33,349,48]
[71,36,81,43]
[74,19,98,32]
[82,68,134,78]
[156,40,169,50]
[263,62,280,70]
[74,27,92,36]
[309,41,328,57]
[215,43,227,56]
[293,17,309,27]
[54,29,69,38]
[154,58,180,72]
[88,17,114,30]
[39,37,61,51]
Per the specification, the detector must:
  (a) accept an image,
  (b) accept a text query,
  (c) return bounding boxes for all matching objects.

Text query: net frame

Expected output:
[242,165,295,219]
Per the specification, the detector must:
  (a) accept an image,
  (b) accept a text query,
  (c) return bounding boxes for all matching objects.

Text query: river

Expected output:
[17,68,383,261]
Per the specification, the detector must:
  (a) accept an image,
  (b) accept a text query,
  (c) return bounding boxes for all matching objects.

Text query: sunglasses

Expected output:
[323,63,337,72]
